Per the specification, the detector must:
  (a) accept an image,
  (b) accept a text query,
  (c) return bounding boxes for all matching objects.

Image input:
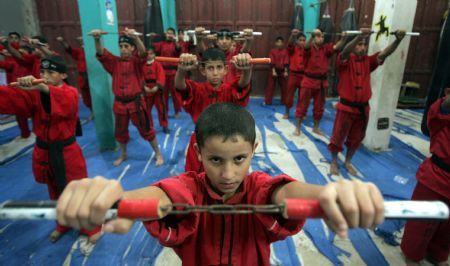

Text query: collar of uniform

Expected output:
[201,173,247,203]
[205,81,224,92]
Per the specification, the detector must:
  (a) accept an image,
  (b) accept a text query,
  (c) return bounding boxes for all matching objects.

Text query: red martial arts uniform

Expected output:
[264,47,289,105]
[153,41,182,114]
[328,52,382,153]
[178,40,193,54]
[285,44,305,109]
[143,60,167,128]
[67,47,92,109]
[0,51,32,138]
[144,171,305,266]
[97,49,155,143]
[401,97,450,262]
[177,79,251,173]
[295,43,335,121]
[0,83,100,236]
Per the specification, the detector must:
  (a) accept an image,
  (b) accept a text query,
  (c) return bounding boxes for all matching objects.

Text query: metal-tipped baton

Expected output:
[88,31,143,36]
[0,199,448,221]
[155,56,271,65]
[186,30,263,36]
[344,30,420,36]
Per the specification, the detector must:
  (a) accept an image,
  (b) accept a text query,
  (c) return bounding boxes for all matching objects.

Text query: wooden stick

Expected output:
[9,79,46,87]
[155,56,271,65]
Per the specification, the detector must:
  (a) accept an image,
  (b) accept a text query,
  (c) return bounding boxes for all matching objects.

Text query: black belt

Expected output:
[145,79,156,84]
[431,154,450,173]
[164,65,177,70]
[115,93,150,132]
[340,98,369,122]
[305,73,327,101]
[36,136,76,193]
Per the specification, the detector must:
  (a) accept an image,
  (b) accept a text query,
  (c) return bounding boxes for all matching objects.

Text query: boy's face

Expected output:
[216,36,233,51]
[200,60,227,86]
[296,36,306,48]
[178,32,185,41]
[275,39,284,48]
[40,69,67,86]
[8,34,20,44]
[147,49,155,61]
[119,42,135,59]
[353,42,368,56]
[313,32,324,46]
[195,135,257,200]
[166,30,175,41]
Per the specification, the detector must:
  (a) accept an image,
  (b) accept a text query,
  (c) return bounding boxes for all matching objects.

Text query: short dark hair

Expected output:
[8,32,21,39]
[275,36,284,42]
[195,103,256,149]
[166,27,176,33]
[298,32,306,39]
[178,29,184,34]
[201,48,226,66]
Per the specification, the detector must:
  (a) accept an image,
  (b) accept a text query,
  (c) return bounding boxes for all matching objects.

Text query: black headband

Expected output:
[119,35,135,45]
[40,58,67,73]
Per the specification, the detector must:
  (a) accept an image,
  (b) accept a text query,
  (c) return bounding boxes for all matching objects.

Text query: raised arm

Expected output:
[232,53,253,88]
[240,28,254,53]
[90,29,104,56]
[56,36,71,51]
[340,28,371,61]
[174,53,198,90]
[378,30,406,61]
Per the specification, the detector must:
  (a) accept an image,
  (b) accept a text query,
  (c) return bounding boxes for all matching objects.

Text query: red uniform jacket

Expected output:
[269,47,289,71]
[14,53,41,78]
[0,56,16,82]
[416,97,450,200]
[0,83,87,184]
[153,41,180,75]
[97,48,147,114]
[287,44,305,72]
[145,171,305,266]
[68,47,87,73]
[336,52,383,114]
[143,60,165,90]
[177,78,251,123]
[178,40,193,54]
[302,43,335,89]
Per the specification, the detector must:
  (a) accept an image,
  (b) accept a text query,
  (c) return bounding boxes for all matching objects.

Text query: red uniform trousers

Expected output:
[164,72,181,114]
[264,69,287,105]
[285,71,303,108]
[146,91,168,128]
[400,182,450,262]
[78,73,92,110]
[328,109,367,153]
[114,111,155,143]
[185,133,204,173]
[295,87,325,121]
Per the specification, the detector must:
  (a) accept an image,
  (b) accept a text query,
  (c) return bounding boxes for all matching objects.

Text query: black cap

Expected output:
[40,56,67,73]
[119,35,135,46]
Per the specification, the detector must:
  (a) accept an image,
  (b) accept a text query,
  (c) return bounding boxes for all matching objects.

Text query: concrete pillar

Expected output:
[363,0,418,151]
[77,0,119,150]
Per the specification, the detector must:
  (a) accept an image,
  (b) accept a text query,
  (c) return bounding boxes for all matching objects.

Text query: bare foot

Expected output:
[344,162,357,176]
[155,154,164,166]
[282,114,289,119]
[88,231,102,244]
[330,162,340,175]
[312,127,325,136]
[174,113,180,119]
[404,257,421,266]
[293,128,301,136]
[113,155,127,166]
[49,230,64,242]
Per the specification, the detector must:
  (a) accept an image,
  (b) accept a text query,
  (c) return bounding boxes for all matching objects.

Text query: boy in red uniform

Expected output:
[177,29,193,54]
[143,46,169,134]
[284,29,306,119]
[56,36,92,112]
[0,56,101,243]
[264,36,289,105]
[92,28,164,167]
[0,32,32,140]
[56,102,386,266]
[294,29,346,136]
[152,27,182,119]
[196,28,254,84]
[174,48,253,173]
[400,87,450,266]
[328,29,405,176]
